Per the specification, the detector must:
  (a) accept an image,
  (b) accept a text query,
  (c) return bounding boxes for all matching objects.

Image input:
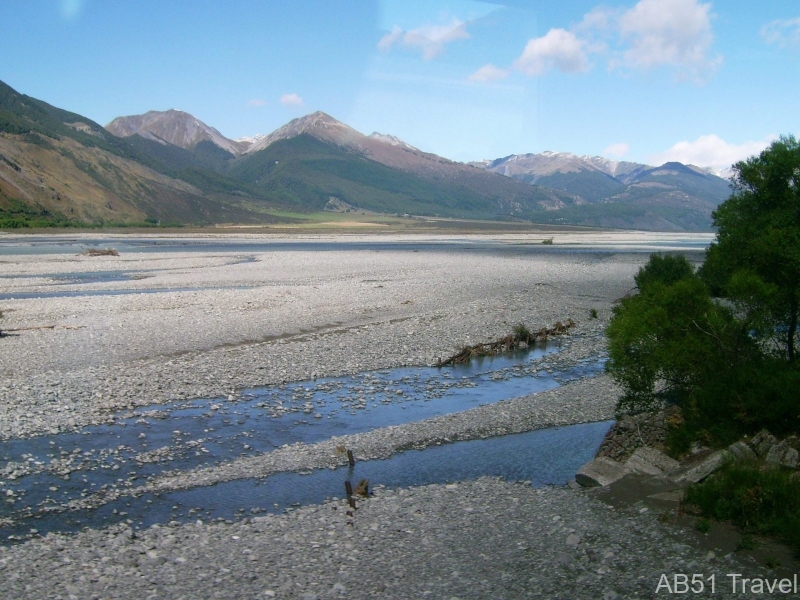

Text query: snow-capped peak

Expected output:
[234,133,267,145]
[367,132,419,152]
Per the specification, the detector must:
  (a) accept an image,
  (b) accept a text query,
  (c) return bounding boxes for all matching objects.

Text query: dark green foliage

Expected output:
[634,253,695,291]
[0,195,75,228]
[674,357,800,450]
[606,252,799,443]
[608,138,800,455]
[20,132,56,150]
[512,323,531,342]
[606,260,747,415]
[695,518,711,533]
[0,152,21,172]
[685,460,800,552]
[700,135,800,363]
[737,534,756,551]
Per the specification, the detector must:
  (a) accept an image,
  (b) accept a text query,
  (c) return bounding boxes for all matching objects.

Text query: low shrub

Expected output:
[685,460,800,552]
[512,323,531,342]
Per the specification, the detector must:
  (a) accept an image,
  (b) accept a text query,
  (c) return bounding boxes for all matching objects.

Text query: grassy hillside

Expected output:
[228,135,563,219]
[531,170,625,203]
[0,78,728,231]
[0,80,294,226]
[531,192,716,231]
[635,162,731,201]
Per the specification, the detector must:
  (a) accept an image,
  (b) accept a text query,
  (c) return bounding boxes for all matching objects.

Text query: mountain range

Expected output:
[0,78,732,230]
[472,152,732,230]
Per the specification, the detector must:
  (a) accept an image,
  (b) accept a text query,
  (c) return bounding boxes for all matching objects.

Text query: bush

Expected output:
[695,518,711,533]
[634,253,695,291]
[0,218,30,228]
[512,323,531,342]
[606,252,798,447]
[685,460,800,552]
[606,268,739,414]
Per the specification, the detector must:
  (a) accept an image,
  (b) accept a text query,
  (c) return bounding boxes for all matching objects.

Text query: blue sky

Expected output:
[1,0,797,167]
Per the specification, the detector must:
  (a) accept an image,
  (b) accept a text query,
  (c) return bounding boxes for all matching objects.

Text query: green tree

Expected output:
[606,255,746,414]
[700,135,800,362]
[634,253,696,291]
[607,138,800,450]
[606,254,794,447]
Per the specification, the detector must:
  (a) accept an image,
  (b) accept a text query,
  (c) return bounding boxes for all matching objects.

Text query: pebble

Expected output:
[0,479,774,599]
[0,240,638,440]
[0,234,735,599]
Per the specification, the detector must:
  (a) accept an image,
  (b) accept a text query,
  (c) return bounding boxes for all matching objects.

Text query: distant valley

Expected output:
[0,79,731,231]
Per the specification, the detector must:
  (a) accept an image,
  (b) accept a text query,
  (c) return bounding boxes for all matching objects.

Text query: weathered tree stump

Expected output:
[353,479,369,497]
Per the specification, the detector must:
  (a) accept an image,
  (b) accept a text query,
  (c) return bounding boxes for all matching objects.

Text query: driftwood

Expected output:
[438,318,576,367]
[2,324,85,332]
[81,248,119,257]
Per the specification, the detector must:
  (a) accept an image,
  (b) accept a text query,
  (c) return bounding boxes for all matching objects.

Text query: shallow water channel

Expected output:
[0,256,260,300]
[0,345,609,542]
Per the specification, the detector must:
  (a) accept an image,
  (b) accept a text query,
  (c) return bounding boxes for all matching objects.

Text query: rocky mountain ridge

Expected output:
[0,77,734,230]
[106,109,247,156]
[469,150,732,230]
[477,150,729,185]
[243,111,363,154]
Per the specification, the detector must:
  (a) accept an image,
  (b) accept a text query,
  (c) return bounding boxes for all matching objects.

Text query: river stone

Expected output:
[726,441,757,461]
[624,446,679,475]
[750,429,777,458]
[576,457,630,487]
[670,450,727,484]
[765,441,799,468]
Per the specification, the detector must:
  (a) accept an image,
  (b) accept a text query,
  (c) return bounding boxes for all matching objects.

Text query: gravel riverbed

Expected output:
[2,233,779,599]
[0,479,776,600]
[0,235,639,440]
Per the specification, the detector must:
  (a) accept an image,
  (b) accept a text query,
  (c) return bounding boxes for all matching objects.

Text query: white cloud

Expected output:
[604,142,630,158]
[279,94,304,107]
[246,99,267,108]
[468,64,509,82]
[377,26,404,52]
[377,19,470,60]
[512,28,590,76]
[474,0,720,84]
[577,6,619,33]
[649,134,777,169]
[618,0,721,80]
[761,17,800,48]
